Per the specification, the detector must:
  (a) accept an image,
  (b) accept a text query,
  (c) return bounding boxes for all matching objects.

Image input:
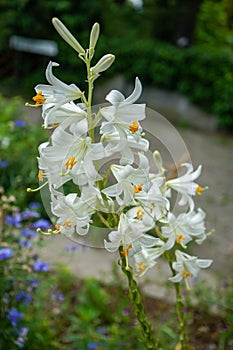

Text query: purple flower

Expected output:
[21,228,38,239]
[65,243,79,252]
[14,120,26,128]
[87,343,101,349]
[22,209,40,220]
[7,308,24,327]
[33,260,50,272]
[32,219,51,230]
[15,327,28,348]
[29,202,41,210]
[51,292,65,301]
[6,212,22,227]
[27,279,39,290]
[97,326,107,335]
[0,247,13,261]
[0,160,8,168]
[15,291,33,305]
[19,238,32,248]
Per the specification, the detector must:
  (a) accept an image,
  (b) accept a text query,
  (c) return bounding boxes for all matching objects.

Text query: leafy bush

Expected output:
[1,1,233,130]
[0,95,49,208]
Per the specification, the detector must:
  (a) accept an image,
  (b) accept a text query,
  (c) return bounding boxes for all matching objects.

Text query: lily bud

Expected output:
[153,150,165,175]
[89,22,100,50]
[52,17,85,55]
[91,54,115,75]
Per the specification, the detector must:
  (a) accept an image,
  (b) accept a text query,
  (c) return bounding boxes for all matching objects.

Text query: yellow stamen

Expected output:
[121,244,133,257]
[176,234,186,245]
[128,119,139,133]
[181,269,193,278]
[38,169,43,182]
[55,224,60,231]
[196,185,203,195]
[63,220,72,228]
[32,91,45,106]
[136,208,144,220]
[137,262,147,272]
[134,184,143,193]
[65,156,77,171]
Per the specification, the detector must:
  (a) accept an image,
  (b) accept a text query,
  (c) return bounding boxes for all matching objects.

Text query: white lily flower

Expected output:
[162,208,207,250]
[133,244,165,277]
[42,120,105,183]
[35,61,83,127]
[102,153,150,206]
[169,250,212,286]
[166,163,203,211]
[42,101,86,128]
[104,213,159,253]
[135,176,169,221]
[51,186,99,236]
[100,77,145,123]
[100,121,149,164]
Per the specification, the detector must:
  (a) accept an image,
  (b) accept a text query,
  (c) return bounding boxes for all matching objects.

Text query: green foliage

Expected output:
[62,277,146,349]
[1,0,233,130]
[0,95,49,208]
[195,0,233,49]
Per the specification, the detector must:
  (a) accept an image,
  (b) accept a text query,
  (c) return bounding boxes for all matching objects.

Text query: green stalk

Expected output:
[85,56,95,141]
[119,247,158,350]
[169,262,189,349]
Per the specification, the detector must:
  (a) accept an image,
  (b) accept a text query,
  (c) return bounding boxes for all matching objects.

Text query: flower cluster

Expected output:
[28,18,213,288]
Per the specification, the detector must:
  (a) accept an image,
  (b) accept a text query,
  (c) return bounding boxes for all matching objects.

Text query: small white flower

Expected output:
[104,213,159,253]
[169,250,212,285]
[35,62,83,127]
[42,101,86,128]
[100,121,149,164]
[100,77,145,123]
[102,153,150,206]
[42,120,105,183]
[51,186,99,236]
[166,163,203,210]
[135,176,169,221]
[162,208,207,250]
[133,244,165,277]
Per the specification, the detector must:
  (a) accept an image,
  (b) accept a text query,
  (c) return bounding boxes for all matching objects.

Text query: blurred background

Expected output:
[0,0,233,129]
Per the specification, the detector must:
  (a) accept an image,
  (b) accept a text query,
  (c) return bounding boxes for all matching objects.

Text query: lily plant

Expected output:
[27,18,213,350]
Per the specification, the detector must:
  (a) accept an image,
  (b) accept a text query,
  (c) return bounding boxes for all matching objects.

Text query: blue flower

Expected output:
[21,228,38,239]
[87,343,101,349]
[28,202,41,210]
[65,243,79,252]
[19,238,32,248]
[0,247,13,261]
[7,308,24,327]
[32,219,51,230]
[0,160,8,168]
[6,213,22,227]
[33,260,50,272]
[51,292,65,301]
[22,209,40,220]
[27,279,39,290]
[15,291,33,305]
[15,327,28,348]
[13,120,26,128]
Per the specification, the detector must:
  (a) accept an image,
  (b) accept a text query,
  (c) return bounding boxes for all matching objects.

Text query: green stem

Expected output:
[169,262,189,349]
[119,248,158,350]
[85,56,94,141]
